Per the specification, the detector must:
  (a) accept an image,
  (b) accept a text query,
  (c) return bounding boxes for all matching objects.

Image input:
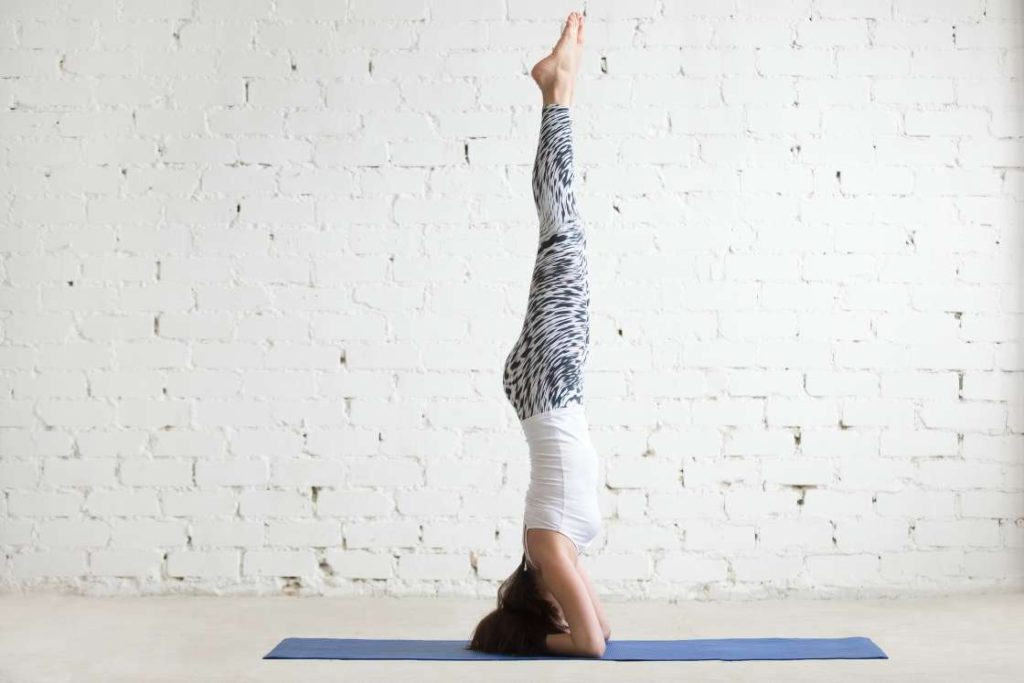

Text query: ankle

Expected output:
[542,85,573,107]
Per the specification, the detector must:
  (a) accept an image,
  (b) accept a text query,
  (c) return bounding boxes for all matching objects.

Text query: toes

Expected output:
[555,16,577,51]
[554,12,583,54]
[555,17,573,47]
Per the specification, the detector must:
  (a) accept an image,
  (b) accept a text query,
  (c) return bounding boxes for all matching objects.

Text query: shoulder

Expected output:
[524,528,578,570]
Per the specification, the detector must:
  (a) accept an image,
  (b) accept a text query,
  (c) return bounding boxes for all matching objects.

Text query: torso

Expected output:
[521,404,603,569]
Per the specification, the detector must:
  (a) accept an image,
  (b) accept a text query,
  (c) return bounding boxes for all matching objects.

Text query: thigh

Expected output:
[503,242,590,417]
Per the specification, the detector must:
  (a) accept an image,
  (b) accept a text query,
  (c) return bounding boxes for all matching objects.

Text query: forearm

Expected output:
[545,631,605,658]
[578,572,611,639]
[594,606,611,640]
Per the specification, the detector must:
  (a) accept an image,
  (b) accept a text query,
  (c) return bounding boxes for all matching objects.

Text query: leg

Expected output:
[502,103,590,422]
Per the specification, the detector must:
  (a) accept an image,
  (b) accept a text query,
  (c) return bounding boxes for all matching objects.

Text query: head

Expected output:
[467,554,568,655]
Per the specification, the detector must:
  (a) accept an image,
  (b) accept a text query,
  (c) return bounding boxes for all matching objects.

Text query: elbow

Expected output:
[581,638,606,658]
[603,627,612,642]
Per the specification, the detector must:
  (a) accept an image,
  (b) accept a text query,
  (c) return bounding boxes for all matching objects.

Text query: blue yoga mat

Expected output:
[264,636,887,661]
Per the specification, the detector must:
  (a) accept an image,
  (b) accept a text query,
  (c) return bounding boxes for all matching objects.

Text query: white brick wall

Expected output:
[0,0,1021,598]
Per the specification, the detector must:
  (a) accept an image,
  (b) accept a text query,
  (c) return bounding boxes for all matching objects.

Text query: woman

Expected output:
[468,11,611,658]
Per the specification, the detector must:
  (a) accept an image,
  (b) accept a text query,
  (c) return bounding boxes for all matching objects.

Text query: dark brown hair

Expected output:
[466,553,568,655]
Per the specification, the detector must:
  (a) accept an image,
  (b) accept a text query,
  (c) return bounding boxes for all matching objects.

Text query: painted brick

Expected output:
[0,0,1018,599]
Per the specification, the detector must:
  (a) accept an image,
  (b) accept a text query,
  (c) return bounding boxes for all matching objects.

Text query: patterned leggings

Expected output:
[502,104,590,422]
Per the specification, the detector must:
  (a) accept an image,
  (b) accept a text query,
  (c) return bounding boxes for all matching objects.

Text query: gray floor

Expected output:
[0,592,1021,682]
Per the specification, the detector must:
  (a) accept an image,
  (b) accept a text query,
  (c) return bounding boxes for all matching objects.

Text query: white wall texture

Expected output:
[0,0,1022,599]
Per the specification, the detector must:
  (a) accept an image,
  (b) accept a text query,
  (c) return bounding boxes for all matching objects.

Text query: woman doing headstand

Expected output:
[468,11,611,658]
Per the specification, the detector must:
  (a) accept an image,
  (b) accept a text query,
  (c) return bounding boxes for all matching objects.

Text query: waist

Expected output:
[520,404,593,454]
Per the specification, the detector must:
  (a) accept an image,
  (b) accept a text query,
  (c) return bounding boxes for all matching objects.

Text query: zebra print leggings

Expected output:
[502,104,590,422]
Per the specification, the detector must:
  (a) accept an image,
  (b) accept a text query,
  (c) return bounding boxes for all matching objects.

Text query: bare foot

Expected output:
[530,11,585,106]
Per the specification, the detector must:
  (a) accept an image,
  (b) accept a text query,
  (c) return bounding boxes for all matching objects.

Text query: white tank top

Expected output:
[520,403,603,569]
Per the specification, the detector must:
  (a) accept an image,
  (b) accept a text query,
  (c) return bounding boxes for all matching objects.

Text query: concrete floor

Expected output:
[0,592,1021,682]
